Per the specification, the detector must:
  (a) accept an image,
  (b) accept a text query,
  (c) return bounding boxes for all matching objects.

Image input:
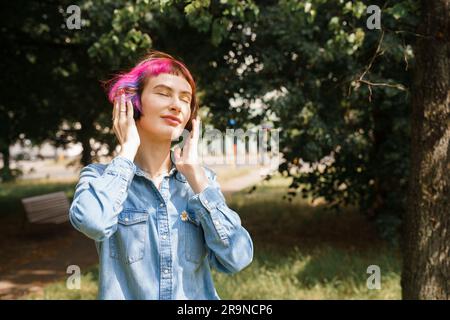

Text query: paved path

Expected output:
[220,168,267,194]
[0,169,267,299]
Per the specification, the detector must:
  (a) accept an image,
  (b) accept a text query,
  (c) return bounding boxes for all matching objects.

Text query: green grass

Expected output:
[23,175,401,299]
[213,247,400,299]
[26,266,99,300]
[27,245,400,300]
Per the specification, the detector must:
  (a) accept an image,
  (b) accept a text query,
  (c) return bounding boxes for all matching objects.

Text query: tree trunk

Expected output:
[0,142,13,182]
[79,120,93,167]
[80,134,92,167]
[402,0,450,299]
[367,103,387,221]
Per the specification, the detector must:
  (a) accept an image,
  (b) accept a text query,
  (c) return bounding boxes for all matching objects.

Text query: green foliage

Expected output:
[198,0,419,243]
[1,0,419,242]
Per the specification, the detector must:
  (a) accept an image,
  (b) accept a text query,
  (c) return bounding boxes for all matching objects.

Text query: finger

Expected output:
[113,98,121,140]
[126,98,134,121]
[113,123,122,144]
[190,118,196,139]
[113,96,119,121]
[173,146,182,164]
[187,118,199,153]
[191,116,200,141]
[181,138,190,156]
[119,93,126,119]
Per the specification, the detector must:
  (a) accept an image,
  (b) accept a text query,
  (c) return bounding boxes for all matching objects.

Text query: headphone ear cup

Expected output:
[133,109,141,121]
[185,119,193,132]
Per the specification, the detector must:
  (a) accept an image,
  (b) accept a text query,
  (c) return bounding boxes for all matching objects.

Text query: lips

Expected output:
[161,115,182,126]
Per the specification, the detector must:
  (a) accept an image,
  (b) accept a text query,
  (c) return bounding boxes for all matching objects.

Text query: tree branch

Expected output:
[348,30,408,101]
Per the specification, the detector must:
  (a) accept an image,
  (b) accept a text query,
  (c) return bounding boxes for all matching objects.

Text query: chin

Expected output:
[152,125,185,141]
[140,120,187,142]
[169,127,187,141]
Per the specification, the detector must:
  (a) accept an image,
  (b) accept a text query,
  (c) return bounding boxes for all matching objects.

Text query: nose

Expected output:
[169,97,183,113]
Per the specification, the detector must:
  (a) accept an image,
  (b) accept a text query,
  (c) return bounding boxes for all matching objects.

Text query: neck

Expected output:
[134,130,172,177]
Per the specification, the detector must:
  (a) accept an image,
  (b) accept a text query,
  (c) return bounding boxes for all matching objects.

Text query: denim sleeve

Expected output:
[187,169,254,274]
[69,156,136,242]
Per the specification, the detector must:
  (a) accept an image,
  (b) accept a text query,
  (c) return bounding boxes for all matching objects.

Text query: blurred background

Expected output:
[0,0,448,300]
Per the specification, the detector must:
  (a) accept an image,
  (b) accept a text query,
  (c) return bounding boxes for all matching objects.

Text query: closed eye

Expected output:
[156,92,190,103]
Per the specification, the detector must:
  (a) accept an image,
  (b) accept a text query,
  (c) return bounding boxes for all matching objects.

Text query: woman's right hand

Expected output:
[113,92,140,161]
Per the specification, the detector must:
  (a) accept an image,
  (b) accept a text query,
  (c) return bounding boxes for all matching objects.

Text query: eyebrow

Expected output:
[153,84,192,96]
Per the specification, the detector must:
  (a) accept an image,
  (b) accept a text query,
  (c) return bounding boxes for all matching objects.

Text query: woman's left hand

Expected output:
[173,117,209,194]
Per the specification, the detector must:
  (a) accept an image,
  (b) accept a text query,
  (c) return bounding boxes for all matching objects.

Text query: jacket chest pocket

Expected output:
[182,212,207,264]
[110,209,149,264]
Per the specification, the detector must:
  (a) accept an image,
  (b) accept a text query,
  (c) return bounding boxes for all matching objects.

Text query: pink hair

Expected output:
[104,50,198,129]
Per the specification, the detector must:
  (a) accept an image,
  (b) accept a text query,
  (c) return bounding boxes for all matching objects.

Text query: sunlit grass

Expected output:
[26,266,99,300]
[26,245,400,300]
[214,246,400,300]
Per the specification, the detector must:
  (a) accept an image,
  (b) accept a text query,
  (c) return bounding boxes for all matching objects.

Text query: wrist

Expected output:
[119,144,138,162]
[180,164,200,176]
[183,166,209,194]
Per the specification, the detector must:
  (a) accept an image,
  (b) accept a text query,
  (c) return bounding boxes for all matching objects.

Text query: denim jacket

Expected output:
[69,155,253,300]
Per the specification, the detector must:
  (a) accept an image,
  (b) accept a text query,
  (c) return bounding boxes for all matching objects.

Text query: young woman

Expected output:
[69,50,253,300]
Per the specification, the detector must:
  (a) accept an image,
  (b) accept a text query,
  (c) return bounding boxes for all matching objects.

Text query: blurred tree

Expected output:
[402,0,449,299]
[0,1,69,181]
[0,1,427,245]
[0,0,258,172]
[198,0,419,244]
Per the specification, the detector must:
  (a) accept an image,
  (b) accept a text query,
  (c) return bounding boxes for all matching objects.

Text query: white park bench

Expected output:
[21,191,70,227]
